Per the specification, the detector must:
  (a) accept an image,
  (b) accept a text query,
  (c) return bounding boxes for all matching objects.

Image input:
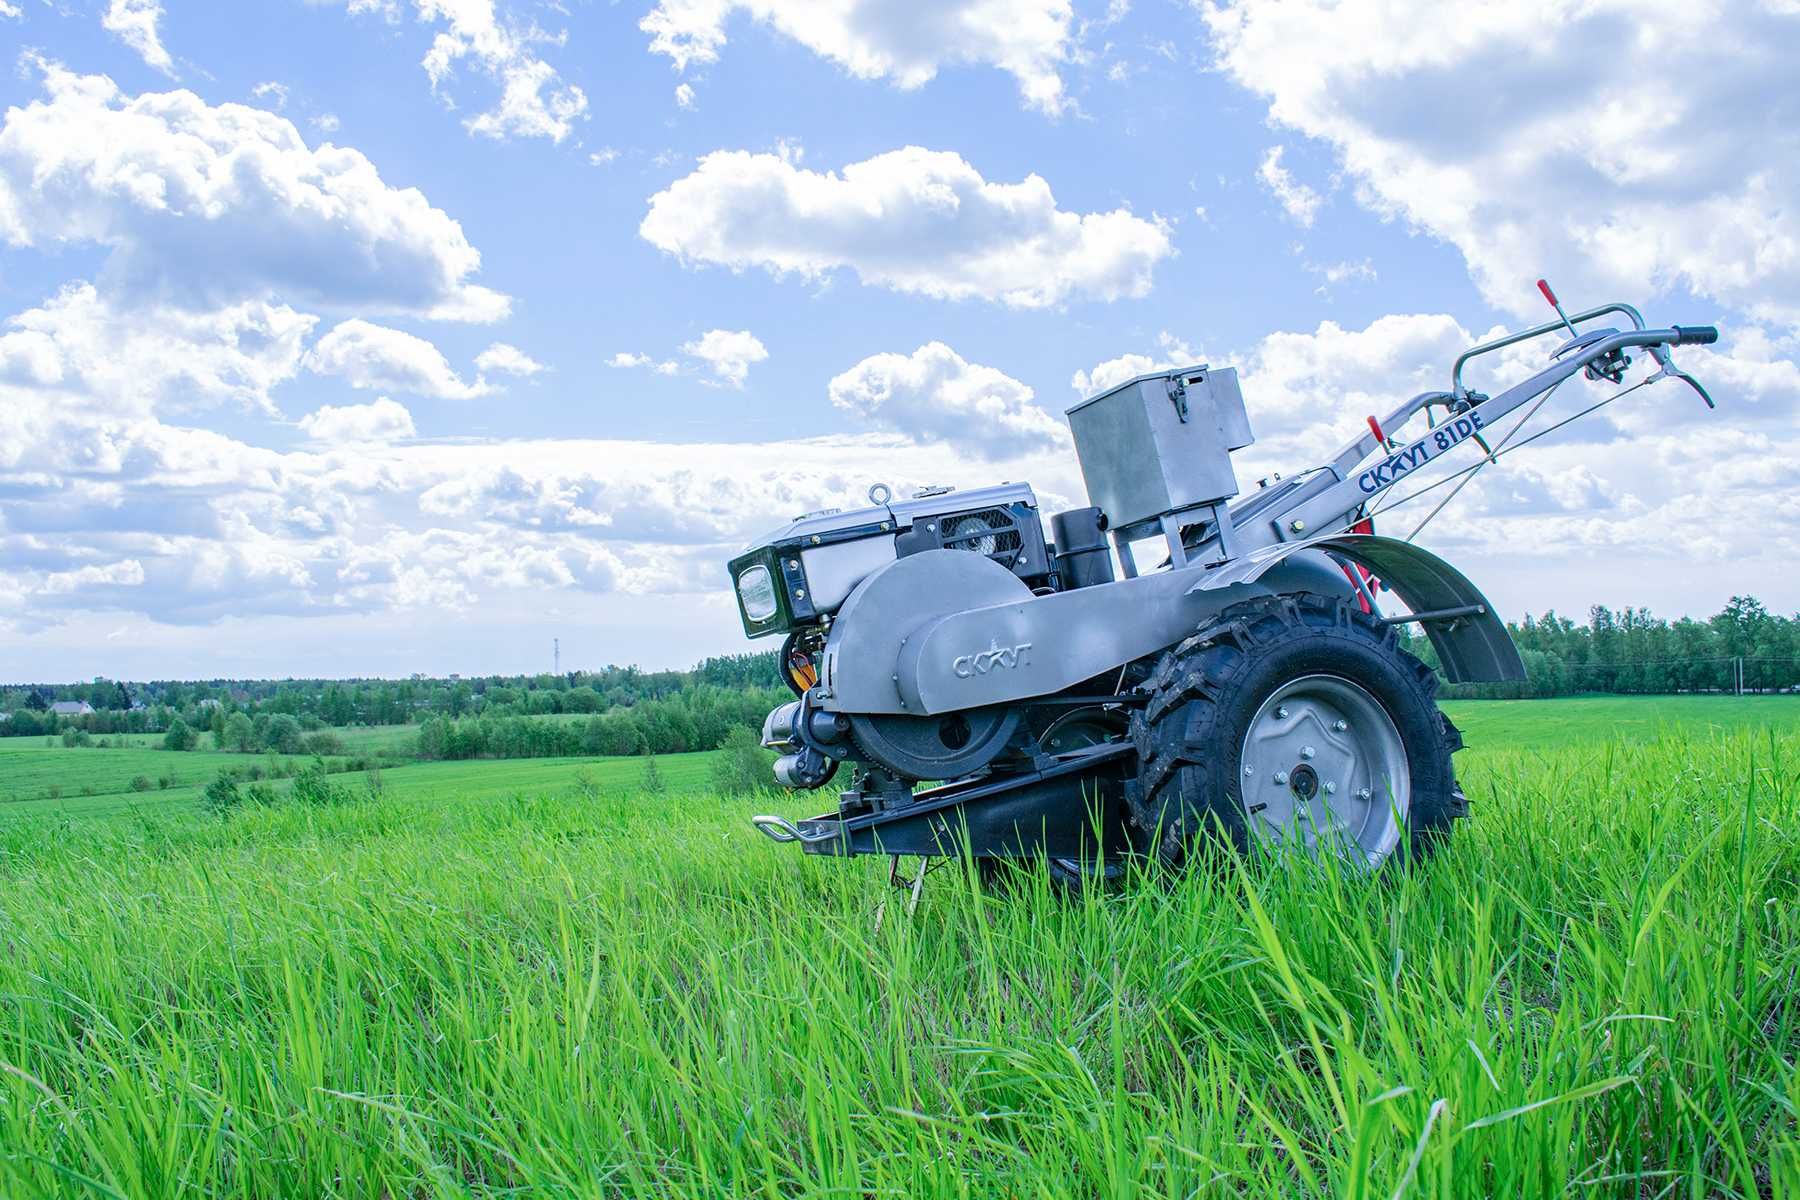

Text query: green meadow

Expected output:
[0,695,1793,1196]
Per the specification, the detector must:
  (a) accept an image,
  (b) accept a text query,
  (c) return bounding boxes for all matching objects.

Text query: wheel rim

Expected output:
[1238,674,1408,865]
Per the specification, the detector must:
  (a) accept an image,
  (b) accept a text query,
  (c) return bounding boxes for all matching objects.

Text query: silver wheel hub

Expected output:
[1239,674,1408,865]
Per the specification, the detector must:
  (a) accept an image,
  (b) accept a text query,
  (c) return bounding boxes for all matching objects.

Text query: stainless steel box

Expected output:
[1066,366,1253,535]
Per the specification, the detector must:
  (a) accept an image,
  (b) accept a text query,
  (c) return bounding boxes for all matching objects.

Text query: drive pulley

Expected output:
[846,706,1021,781]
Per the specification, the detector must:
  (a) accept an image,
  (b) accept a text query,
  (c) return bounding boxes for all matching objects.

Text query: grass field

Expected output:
[0,696,1794,1196]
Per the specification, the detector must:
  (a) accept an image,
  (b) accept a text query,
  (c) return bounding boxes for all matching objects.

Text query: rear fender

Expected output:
[1188,533,1524,683]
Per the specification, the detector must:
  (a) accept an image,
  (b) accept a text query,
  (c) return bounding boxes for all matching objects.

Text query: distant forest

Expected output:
[1401,595,1799,699]
[1,596,1794,751]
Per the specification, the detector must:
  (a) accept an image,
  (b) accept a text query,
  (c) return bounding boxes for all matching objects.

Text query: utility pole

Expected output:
[554,637,560,676]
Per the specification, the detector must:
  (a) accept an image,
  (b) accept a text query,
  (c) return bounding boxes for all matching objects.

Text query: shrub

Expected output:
[710,727,775,797]
[640,755,667,795]
[302,731,345,756]
[223,712,255,753]
[129,775,153,792]
[200,774,241,814]
[290,758,347,806]
[157,774,173,789]
[60,728,90,748]
[46,785,61,800]
[364,768,384,799]
[244,782,276,807]
[163,717,196,752]
[261,715,304,755]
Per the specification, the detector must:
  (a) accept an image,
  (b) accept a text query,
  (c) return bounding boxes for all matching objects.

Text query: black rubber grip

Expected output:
[1673,325,1719,346]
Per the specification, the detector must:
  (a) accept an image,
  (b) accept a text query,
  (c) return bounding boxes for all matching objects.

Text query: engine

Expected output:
[727,482,1053,645]
[730,482,1071,788]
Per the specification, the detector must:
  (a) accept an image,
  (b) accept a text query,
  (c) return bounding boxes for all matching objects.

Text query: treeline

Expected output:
[415,686,789,761]
[4,595,1796,749]
[1401,595,1800,698]
[0,652,779,739]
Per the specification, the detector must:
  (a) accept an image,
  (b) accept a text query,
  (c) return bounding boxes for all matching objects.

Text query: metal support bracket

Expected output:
[1380,603,1486,628]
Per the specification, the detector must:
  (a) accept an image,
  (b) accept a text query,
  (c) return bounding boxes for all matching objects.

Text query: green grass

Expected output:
[0,700,1794,1196]
[374,750,717,803]
[0,744,255,805]
[330,723,424,753]
[2,724,423,753]
[0,743,714,824]
[1442,694,1798,752]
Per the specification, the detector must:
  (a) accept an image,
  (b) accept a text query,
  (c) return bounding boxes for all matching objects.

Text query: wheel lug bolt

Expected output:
[1333,719,1347,732]
[1276,706,1289,719]
[1243,764,1255,776]
[1324,782,1336,795]
[1301,745,1315,759]
[1357,787,1371,801]
[1273,770,1289,785]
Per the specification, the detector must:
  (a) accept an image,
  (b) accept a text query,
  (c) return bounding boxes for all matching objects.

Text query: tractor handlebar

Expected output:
[1672,325,1719,346]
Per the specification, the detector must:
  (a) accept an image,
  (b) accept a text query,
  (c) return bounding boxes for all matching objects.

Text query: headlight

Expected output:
[737,564,778,622]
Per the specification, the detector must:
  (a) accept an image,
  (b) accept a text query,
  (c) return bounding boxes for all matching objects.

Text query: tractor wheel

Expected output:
[1128,592,1465,871]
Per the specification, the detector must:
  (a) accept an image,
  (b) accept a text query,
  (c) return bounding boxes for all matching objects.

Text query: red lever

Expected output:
[1366,414,1387,447]
[1536,277,1579,338]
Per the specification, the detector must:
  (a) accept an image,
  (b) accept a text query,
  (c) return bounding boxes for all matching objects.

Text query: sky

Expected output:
[0,0,1796,682]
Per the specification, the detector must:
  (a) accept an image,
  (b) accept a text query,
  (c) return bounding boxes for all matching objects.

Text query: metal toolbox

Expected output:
[1065,365,1254,536]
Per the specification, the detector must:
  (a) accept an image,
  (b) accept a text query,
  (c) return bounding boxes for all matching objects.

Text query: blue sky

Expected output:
[1,0,1796,680]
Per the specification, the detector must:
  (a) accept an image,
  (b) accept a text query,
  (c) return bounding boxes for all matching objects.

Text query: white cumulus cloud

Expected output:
[641,0,1075,115]
[641,146,1173,308]
[474,342,545,376]
[41,560,147,595]
[3,283,316,421]
[0,329,65,387]
[297,397,418,443]
[1071,331,1200,396]
[305,319,489,400]
[1256,145,1323,228]
[609,331,766,385]
[328,0,588,141]
[681,329,767,388]
[0,61,509,321]
[829,342,1067,457]
[1205,0,1800,324]
[103,0,176,77]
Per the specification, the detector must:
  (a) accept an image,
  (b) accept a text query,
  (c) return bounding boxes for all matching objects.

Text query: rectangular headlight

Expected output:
[737,563,778,622]
[728,547,802,638]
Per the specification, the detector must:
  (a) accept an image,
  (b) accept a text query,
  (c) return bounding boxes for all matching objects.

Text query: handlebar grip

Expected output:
[1672,325,1719,346]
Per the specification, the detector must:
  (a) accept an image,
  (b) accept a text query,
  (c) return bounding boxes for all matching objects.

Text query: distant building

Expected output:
[50,700,94,716]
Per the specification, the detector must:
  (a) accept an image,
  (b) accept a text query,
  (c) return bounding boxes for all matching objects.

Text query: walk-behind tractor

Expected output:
[733,284,1719,885]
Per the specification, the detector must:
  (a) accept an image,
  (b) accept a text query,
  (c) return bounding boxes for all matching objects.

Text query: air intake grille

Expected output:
[942,508,1023,558]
